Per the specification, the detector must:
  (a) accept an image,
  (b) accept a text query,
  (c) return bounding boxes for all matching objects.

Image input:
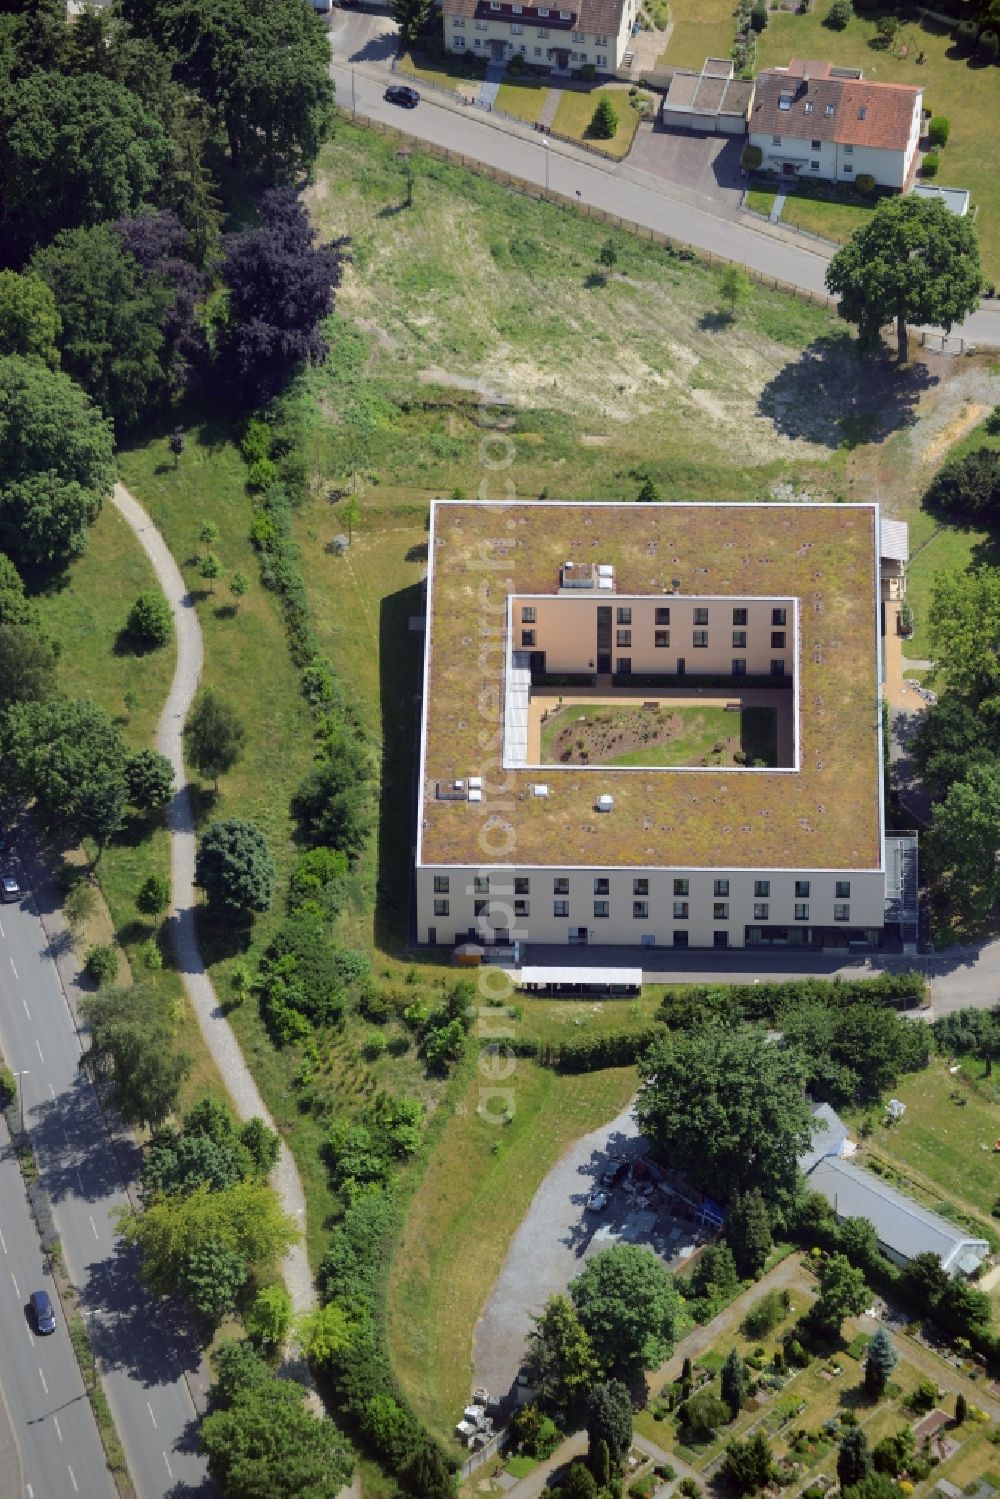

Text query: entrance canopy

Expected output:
[517,966,643,996]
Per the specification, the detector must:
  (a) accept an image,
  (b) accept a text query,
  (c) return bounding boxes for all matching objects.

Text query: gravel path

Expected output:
[110,483,315,1318]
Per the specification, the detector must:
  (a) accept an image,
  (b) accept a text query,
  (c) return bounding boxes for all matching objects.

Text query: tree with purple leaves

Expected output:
[114,210,208,393]
[220,188,346,406]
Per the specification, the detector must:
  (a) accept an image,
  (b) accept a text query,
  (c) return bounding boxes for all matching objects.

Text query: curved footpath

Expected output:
[110,484,315,1318]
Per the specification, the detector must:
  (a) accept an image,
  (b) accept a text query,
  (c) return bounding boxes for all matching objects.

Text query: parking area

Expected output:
[328,7,398,67]
[629,122,745,210]
[472,1103,711,1406]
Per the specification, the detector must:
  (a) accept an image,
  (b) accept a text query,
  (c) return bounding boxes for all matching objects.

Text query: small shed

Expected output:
[661,58,754,136]
[911,183,970,217]
[516,966,643,998]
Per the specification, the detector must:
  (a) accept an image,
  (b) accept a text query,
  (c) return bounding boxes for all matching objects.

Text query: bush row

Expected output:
[658,971,925,1027]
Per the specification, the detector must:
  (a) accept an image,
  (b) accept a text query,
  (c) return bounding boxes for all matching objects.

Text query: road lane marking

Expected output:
[22,998,30,1020]
[0,919,4,938]
[163,1452,173,1480]
[67,1464,78,1492]
[37,1367,47,1395]
[11,1272,19,1299]
[25,1485,32,1498]
[48,1084,55,1101]
[0,1227,6,1254]
[35,1039,44,1062]
[53,1415,62,1443]
[146,1401,157,1429]
[89,1216,99,1240]
[9,957,17,979]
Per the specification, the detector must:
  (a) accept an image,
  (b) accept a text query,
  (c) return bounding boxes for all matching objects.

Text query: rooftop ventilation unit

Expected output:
[468,776,483,791]
[596,794,614,813]
[468,788,483,803]
[531,784,550,798]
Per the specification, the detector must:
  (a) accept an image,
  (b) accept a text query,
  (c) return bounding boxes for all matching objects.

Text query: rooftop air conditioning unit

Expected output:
[596,794,614,813]
[468,776,483,790]
[468,788,483,803]
[531,784,549,798]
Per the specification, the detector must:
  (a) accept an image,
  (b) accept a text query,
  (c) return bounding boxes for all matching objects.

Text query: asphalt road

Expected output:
[0,866,211,1499]
[330,41,1000,349]
[0,1113,112,1499]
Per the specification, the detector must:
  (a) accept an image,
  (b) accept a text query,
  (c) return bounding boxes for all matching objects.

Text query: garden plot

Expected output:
[537,701,778,768]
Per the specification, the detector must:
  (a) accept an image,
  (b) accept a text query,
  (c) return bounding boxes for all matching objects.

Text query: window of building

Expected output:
[512,2,522,9]
[538,5,549,12]
[754,902,769,920]
[772,134,782,145]
[714,902,729,920]
[732,629,747,648]
[490,1,500,7]
[597,51,606,61]
[554,899,568,917]
[810,160,820,170]
[772,607,786,626]
[536,28,549,37]
[843,164,853,173]
[633,900,648,919]
[795,880,810,898]
[514,898,529,916]
[521,605,535,623]
[474,876,489,894]
[858,104,868,120]
[714,931,729,949]
[617,606,631,625]
[474,898,488,916]
[732,607,747,626]
[771,630,785,648]
[844,143,854,154]
[778,93,791,111]
[511,22,523,32]
[634,878,649,895]
[834,903,850,922]
[755,879,770,897]
[433,899,449,916]
[594,900,609,918]
[732,658,747,677]
[533,43,542,52]
[433,875,449,893]
[825,103,834,116]
[794,903,809,921]
[674,879,688,896]
[771,659,785,678]
[677,657,686,675]
[714,879,729,897]
[693,607,709,625]
[453,16,465,25]
[693,630,708,648]
[673,900,689,919]
[655,629,670,648]
[594,878,609,895]
[454,35,466,45]
[559,8,571,16]
[514,877,530,894]
[811,138,821,149]
[616,629,631,647]
[617,657,631,675]
[521,629,535,647]
[474,36,483,44]
[596,32,608,43]
[672,930,688,948]
[835,880,851,899]
[554,877,569,894]
[571,29,583,40]
[655,607,670,625]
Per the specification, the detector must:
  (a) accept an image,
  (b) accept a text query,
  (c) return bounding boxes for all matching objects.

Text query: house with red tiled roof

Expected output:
[441,0,639,75]
[748,59,923,190]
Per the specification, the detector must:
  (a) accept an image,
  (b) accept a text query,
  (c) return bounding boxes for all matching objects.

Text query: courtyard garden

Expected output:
[538,700,779,767]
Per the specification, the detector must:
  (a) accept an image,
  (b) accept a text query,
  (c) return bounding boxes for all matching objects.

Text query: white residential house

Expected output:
[441,0,639,74]
[748,59,922,190]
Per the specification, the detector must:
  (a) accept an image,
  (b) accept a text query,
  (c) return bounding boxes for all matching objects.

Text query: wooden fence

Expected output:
[459,1425,510,1479]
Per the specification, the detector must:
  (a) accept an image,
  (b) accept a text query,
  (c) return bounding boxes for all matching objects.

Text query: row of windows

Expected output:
[613,656,785,678]
[521,605,787,627]
[770,135,854,153]
[433,898,853,922]
[522,628,786,650]
[434,874,850,897]
[455,37,606,59]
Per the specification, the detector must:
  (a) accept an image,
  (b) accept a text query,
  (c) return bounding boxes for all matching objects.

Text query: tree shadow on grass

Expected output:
[757,331,938,448]
[699,309,732,333]
[374,581,425,958]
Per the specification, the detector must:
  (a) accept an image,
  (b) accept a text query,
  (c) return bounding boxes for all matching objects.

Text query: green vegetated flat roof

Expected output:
[419,502,880,871]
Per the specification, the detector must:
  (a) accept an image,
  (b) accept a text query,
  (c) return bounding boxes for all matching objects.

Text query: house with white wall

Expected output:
[748,59,922,190]
[441,0,638,74]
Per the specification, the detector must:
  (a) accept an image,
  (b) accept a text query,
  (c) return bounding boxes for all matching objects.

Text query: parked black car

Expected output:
[600,1157,629,1189]
[384,85,420,109]
[30,1290,56,1335]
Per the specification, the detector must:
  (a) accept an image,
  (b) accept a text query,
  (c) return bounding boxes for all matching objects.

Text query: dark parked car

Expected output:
[600,1157,629,1189]
[384,85,419,109]
[1,873,20,904]
[30,1290,56,1335]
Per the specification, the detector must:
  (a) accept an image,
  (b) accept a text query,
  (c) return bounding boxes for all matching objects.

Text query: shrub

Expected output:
[127,590,172,648]
[921,153,940,179]
[246,456,279,492]
[925,447,1000,520]
[825,0,852,28]
[750,1,768,30]
[579,62,596,80]
[0,1064,16,1106]
[855,172,876,196]
[589,97,618,139]
[85,944,119,987]
[927,116,950,148]
[679,1481,701,1499]
[741,143,763,170]
[955,18,979,51]
[979,29,999,61]
[64,876,96,931]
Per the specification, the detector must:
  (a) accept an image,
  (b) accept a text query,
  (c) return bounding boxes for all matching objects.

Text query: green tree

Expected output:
[591,1436,611,1488]
[1,696,128,847]
[389,0,434,44]
[0,354,115,570]
[826,197,981,362]
[199,520,220,548]
[721,1347,749,1420]
[826,0,852,27]
[81,983,192,1128]
[562,1463,598,1499]
[240,1116,280,1174]
[929,569,1000,708]
[291,732,372,861]
[681,1390,730,1437]
[398,1442,455,1498]
[201,1360,353,1497]
[125,748,175,812]
[243,1283,292,1350]
[864,1328,897,1397]
[229,571,249,611]
[184,687,246,790]
[842,1476,905,1499]
[0,623,59,709]
[838,1423,873,1488]
[928,762,1000,918]
[199,550,222,593]
[637,474,661,503]
[179,1238,247,1323]
[585,1380,632,1470]
[635,1023,815,1203]
[599,238,618,273]
[955,1390,967,1424]
[725,1190,773,1277]
[838,1215,880,1272]
[0,271,60,367]
[126,590,173,648]
[570,1243,679,1380]
[719,265,751,319]
[811,1252,869,1340]
[589,97,618,139]
[524,1293,601,1418]
[195,819,276,918]
[722,1433,774,1493]
[137,873,171,922]
[30,225,172,429]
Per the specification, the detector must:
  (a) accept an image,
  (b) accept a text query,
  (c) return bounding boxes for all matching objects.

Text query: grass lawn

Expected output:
[660,0,734,68]
[846,1057,1000,1240]
[756,5,1000,280]
[397,52,473,93]
[551,85,641,159]
[496,79,549,123]
[538,701,778,768]
[388,1060,638,1441]
[777,183,882,245]
[747,187,777,217]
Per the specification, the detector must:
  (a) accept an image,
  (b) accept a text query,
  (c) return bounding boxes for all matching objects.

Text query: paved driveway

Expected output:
[329,7,398,67]
[626,123,745,210]
[472,1103,705,1405]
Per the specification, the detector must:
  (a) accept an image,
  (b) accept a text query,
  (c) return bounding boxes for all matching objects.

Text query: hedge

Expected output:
[658,972,925,1028]
[537,1025,665,1071]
